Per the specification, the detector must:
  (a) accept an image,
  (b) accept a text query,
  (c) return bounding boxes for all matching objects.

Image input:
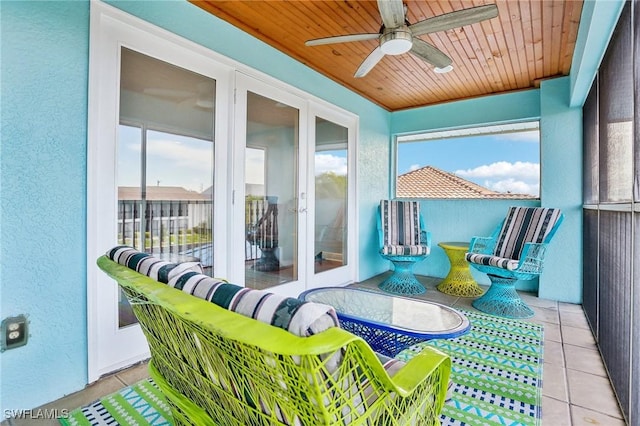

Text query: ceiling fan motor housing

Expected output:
[380,26,412,55]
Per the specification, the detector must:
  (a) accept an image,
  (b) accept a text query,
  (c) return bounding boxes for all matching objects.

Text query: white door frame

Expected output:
[86,2,232,381]
[232,73,309,296]
[307,103,359,288]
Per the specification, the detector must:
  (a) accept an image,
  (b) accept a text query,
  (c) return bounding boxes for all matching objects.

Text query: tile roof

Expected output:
[397,166,536,199]
[118,186,210,201]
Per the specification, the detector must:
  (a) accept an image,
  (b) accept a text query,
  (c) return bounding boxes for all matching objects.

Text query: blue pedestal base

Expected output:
[472,275,534,319]
[379,257,426,295]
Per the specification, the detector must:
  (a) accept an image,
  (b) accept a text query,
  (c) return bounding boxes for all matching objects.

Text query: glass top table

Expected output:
[299,286,470,357]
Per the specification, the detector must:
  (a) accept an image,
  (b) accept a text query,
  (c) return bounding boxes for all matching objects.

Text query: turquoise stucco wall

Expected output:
[1,0,91,413]
[538,77,583,303]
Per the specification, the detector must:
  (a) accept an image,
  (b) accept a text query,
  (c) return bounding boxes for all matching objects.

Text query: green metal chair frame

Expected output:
[97,256,450,425]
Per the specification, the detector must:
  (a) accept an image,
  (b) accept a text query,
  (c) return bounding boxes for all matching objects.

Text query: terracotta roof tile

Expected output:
[397,166,536,199]
[119,186,210,201]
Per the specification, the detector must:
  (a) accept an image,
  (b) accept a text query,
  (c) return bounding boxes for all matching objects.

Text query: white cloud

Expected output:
[455,161,539,180]
[486,178,539,196]
[315,154,347,176]
[409,164,421,171]
[456,161,540,196]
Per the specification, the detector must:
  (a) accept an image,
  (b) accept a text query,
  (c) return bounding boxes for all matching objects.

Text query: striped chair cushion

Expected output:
[107,246,203,282]
[465,253,519,271]
[381,244,430,256]
[380,200,422,246]
[494,207,562,260]
[107,246,338,338]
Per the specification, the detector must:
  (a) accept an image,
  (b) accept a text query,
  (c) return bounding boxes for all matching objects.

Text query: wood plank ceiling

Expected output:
[191,0,583,111]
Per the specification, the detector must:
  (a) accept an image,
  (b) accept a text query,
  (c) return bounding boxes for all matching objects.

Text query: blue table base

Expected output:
[471,275,534,319]
[338,317,425,357]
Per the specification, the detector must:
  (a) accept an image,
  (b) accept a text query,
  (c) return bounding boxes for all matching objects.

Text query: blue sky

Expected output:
[118,126,213,192]
[398,130,540,196]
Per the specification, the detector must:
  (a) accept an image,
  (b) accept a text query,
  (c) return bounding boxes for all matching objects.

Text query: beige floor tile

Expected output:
[566,369,623,419]
[522,293,558,310]
[542,363,568,402]
[542,396,571,425]
[544,340,565,366]
[561,325,596,349]
[452,296,481,312]
[570,405,626,426]
[558,302,584,314]
[564,345,607,377]
[531,306,560,325]
[116,360,151,385]
[560,311,590,329]
[543,322,562,343]
[417,288,459,306]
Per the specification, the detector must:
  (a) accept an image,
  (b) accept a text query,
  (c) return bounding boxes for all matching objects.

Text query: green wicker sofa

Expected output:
[97,247,450,425]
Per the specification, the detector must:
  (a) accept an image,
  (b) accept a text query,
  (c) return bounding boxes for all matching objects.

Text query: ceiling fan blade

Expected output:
[354,47,386,78]
[409,4,499,36]
[305,33,379,46]
[377,0,406,29]
[410,39,452,69]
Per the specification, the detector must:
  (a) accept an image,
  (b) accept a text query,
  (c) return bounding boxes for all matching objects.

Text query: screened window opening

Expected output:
[396,122,540,199]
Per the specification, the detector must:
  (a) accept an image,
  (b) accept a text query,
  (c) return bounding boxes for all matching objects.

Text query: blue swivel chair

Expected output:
[466,206,564,318]
[377,200,431,295]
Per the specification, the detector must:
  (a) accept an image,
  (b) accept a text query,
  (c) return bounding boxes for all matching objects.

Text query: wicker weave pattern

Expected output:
[98,256,450,425]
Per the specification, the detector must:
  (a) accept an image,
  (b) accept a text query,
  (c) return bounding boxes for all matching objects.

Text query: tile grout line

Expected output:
[558,304,575,425]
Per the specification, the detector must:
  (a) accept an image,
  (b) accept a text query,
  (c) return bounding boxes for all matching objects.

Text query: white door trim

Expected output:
[87,1,233,382]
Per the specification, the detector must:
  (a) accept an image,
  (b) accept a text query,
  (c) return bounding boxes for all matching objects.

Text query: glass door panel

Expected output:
[118,48,215,327]
[314,118,348,274]
[244,91,300,290]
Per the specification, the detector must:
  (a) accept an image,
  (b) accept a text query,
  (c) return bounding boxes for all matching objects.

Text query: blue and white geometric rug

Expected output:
[398,309,544,426]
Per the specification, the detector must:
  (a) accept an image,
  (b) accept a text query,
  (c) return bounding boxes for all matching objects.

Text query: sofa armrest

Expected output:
[389,346,450,397]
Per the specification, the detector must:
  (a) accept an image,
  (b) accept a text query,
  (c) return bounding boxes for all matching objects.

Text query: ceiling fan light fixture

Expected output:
[434,65,454,74]
[380,28,412,55]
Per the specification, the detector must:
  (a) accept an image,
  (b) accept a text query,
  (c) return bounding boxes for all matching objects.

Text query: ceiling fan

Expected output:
[305,0,498,78]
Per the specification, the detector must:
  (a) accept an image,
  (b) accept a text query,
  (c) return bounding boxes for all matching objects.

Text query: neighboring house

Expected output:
[118,186,213,268]
[397,166,537,199]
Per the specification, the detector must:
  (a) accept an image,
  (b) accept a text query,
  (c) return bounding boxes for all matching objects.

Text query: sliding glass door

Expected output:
[234,75,308,295]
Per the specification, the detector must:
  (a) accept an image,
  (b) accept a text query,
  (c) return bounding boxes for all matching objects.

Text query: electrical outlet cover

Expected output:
[1,315,28,351]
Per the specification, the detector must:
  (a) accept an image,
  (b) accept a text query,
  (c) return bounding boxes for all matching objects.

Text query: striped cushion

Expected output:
[465,253,519,271]
[381,244,430,256]
[204,283,339,337]
[107,246,338,338]
[494,207,562,260]
[107,246,203,282]
[380,200,422,246]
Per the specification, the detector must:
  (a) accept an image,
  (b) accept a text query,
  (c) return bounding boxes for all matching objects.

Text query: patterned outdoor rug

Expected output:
[397,309,544,426]
[61,309,542,426]
[60,379,172,426]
